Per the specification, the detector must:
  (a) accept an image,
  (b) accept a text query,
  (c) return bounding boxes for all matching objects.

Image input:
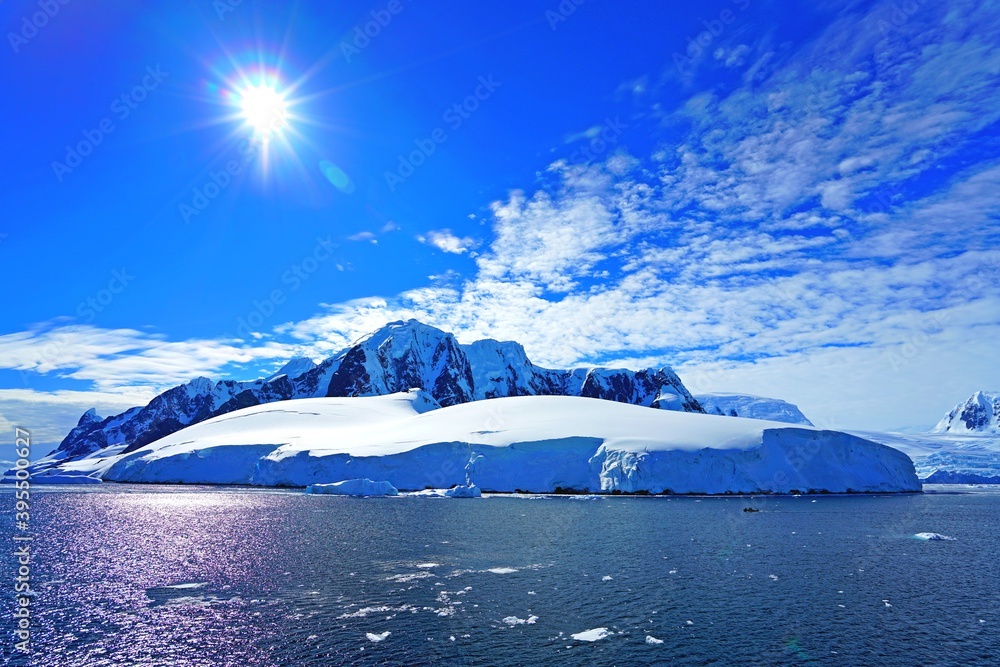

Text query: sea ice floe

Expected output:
[386,572,435,583]
[645,635,664,645]
[502,615,538,626]
[571,627,610,642]
[914,532,956,541]
[602,576,613,581]
[416,563,440,569]
[366,631,390,642]
[339,604,414,619]
[163,582,207,589]
[486,567,519,574]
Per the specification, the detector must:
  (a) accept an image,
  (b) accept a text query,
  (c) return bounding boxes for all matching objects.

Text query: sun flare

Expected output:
[238,84,288,138]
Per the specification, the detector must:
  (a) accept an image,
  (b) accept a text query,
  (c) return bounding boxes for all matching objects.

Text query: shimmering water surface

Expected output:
[2,486,998,666]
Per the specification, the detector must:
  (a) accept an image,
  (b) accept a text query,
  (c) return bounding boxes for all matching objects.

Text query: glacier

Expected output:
[852,390,1000,485]
[694,393,813,425]
[32,390,920,494]
[852,430,1000,485]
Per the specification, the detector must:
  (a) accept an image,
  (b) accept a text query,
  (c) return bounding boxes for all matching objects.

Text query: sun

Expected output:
[238,84,288,138]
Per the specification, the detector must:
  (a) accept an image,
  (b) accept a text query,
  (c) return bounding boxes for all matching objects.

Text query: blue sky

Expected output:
[2,0,999,453]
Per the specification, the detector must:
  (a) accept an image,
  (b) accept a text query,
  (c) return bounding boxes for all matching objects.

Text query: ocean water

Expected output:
[2,486,998,666]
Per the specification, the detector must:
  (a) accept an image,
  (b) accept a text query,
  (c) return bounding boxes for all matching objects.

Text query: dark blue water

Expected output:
[2,487,998,666]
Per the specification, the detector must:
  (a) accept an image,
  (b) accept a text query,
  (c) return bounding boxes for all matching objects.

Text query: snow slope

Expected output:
[695,393,813,425]
[45,391,919,494]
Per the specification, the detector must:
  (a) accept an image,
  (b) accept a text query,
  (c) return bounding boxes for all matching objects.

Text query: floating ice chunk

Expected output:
[685,620,694,626]
[769,574,778,581]
[668,570,678,574]
[646,635,664,645]
[571,627,610,642]
[502,615,538,626]
[602,575,613,581]
[914,532,956,541]
[416,563,440,569]
[163,582,207,589]
[386,572,434,583]
[445,484,482,498]
[366,631,390,642]
[487,567,518,574]
[307,479,398,497]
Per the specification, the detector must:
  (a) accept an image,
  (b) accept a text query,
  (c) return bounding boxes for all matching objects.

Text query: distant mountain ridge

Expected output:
[49,320,705,464]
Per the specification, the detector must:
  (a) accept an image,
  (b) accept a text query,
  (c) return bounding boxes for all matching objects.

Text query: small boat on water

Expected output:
[743,507,760,513]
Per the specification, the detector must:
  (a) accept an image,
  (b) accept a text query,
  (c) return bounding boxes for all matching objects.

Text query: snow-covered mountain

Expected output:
[43,320,703,467]
[851,391,1000,484]
[932,391,1000,434]
[695,393,812,425]
[31,391,920,494]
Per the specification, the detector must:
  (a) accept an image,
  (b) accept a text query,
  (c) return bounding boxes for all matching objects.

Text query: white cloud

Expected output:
[418,229,477,254]
[0,324,297,392]
[0,387,156,451]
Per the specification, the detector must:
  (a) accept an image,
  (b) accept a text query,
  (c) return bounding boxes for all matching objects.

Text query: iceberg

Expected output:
[914,532,956,541]
[444,484,482,498]
[305,479,399,497]
[44,391,919,494]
